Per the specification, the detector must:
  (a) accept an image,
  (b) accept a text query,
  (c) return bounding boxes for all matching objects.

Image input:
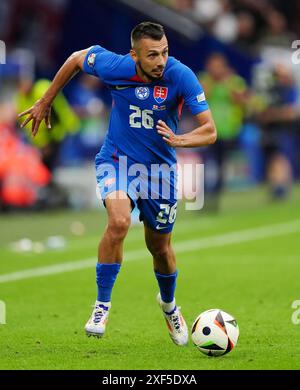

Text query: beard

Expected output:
[137,61,164,82]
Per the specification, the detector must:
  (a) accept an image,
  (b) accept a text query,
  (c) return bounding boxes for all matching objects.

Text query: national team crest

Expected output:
[135,87,150,100]
[153,86,168,104]
[87,53,96,68]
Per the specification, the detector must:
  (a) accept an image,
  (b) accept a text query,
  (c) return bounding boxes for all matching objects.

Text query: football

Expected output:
[191,309,239,357]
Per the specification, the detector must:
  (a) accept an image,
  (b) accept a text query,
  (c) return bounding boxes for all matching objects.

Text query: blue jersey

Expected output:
[83,45,209,166]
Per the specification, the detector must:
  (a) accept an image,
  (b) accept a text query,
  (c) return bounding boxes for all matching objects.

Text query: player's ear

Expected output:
[130,49,138,64]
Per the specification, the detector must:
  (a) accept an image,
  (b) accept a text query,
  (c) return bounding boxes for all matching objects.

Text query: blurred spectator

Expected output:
[233,11,259,54]
[16,77,80,172]
[172,0,195,14]
[272,0,300,37]
[257,64,300,199]
[0,0,10,38]
[0,103,51,210]
[4,0,68,73]
[211,0,239,44]
[259,9,295,49]
[198,53,248,210]
[193,0,222,25]
[156,0,195,15]
[155,0,299,57]
[60,74,108,165]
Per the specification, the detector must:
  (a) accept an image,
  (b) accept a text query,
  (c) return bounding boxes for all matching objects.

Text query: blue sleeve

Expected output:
[83,45,123,82]
[179,65,209,115]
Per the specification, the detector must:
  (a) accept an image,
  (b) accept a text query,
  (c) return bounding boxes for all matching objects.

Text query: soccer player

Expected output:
[19,22,217,346]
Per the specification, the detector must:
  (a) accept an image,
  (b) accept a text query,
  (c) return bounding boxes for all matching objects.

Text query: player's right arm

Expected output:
[18,48,89,136]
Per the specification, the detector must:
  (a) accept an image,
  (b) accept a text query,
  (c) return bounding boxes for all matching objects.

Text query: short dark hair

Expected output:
[131,22,165,47]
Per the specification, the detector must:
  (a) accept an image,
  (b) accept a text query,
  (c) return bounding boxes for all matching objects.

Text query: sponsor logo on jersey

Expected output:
[156,224,169,230]
[87,53,96,68]
[154,86,168,104]
[135,87,150,100]
[115,85,131,90]
[152,105,167,111]
[197,92,206,103]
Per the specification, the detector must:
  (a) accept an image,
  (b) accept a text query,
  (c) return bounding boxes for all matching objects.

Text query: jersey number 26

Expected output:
[129,105,154,130]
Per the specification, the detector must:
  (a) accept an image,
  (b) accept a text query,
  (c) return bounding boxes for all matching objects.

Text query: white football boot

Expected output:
[85,301,111,338]
[157,293,188,346]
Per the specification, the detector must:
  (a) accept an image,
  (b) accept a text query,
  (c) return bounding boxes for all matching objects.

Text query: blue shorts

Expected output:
[95,154,178,233]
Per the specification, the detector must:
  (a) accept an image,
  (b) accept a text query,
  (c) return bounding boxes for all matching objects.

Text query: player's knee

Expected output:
[107,216,131,241]
[147,242,171,260]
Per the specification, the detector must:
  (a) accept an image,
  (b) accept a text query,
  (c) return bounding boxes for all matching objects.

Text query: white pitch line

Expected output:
[0,219,300,284]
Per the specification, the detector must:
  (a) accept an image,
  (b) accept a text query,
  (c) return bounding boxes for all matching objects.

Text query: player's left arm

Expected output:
[157,109,217,148]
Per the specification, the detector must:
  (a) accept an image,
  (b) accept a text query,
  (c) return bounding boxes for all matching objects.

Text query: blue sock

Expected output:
[96,263,121,302]
[155,270,178,303]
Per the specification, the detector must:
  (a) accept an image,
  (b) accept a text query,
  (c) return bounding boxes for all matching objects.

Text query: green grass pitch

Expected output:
[0,186,300,370]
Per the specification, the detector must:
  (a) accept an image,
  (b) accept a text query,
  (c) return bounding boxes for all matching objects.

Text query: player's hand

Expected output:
[157,120,181,147]
[18,98,52,137]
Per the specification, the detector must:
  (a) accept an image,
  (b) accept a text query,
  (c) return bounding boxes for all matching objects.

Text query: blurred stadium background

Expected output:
[1,0,300,370]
